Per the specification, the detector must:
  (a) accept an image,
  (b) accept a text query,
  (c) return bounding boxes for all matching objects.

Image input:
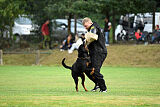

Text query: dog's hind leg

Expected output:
[81,73,88,92]
[73,76,79,92]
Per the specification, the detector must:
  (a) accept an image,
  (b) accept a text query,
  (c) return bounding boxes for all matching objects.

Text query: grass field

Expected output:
[0,66,160,107]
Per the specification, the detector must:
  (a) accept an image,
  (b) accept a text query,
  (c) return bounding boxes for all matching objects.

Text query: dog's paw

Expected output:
[85,89,88,92]
[90,68,95,75]
[76,89,78,92]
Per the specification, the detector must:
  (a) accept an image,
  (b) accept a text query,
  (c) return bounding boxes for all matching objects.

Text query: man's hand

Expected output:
[90,68,95,75]
[84,44,88,51]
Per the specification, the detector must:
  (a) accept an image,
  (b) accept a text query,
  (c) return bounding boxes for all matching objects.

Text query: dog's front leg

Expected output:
[81,73,88,92]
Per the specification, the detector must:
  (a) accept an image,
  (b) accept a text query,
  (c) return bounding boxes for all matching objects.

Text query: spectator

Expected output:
[41,20,52,49]
[135,29,146,44]
[104,17,111,46]
[68,33,85,54]
[151,25,160,44]
[60,34,73,51]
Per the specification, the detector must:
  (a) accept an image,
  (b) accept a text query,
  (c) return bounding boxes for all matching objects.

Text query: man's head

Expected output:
[67,34,72,40]
[82,17,93,30]
[45,20,50,25]
[105,17,108,22]
[137,29,141,33]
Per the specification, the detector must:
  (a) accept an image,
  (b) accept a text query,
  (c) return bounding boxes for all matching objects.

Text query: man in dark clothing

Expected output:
[82,17,107,92]
[104,17,111,46]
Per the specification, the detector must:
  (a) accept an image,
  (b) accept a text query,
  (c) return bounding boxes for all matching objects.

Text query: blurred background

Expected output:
[0,0,160,49]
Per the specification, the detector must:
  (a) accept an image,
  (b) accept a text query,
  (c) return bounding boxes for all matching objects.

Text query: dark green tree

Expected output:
[45,0,88,35]
[0,0,26,40]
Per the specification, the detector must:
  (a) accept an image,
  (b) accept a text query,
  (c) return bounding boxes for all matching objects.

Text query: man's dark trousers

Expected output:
[90,52,107,91]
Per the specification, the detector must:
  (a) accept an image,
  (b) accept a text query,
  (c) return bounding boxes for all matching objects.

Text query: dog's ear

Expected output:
[82,39,86,45]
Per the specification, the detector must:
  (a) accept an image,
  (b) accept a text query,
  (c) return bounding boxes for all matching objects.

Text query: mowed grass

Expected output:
[0,66,160,107]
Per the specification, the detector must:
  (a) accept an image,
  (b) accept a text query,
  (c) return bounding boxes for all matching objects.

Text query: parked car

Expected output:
[2,16,38,43]
[13,17,33,36]
[13,16,38,42]
[51,19,87,42]
[53,19,87,34]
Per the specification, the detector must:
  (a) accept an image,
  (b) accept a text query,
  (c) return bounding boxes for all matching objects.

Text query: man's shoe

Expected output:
[99,89,107,93]
[60,49,64,51]
[105,44,109,46]
[68,50,73,54]
[91,86,100,92]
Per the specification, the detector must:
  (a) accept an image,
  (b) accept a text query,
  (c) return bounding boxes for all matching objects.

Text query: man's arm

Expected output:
[108,22,111,30]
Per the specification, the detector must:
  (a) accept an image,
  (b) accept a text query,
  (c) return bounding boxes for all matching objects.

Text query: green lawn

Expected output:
[0,66,160,107]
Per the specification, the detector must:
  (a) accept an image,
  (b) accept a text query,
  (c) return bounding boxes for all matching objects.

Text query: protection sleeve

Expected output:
[85,32,98,45]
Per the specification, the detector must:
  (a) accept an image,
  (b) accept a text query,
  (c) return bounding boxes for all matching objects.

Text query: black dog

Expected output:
[62,44,93,92]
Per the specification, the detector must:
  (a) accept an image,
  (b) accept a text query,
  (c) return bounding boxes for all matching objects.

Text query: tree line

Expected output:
[0,0,160,43]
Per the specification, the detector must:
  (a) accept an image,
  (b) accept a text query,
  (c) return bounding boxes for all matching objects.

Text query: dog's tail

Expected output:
[62,58,72,70]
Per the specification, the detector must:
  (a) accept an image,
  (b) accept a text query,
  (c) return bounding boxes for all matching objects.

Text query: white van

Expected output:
[13,17,35,36]
[115,12,160,41]
[139,13,160,33]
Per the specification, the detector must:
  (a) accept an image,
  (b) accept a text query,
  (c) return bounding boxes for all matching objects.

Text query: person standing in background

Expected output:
[104,17,111,46]
[41,20,52,49]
